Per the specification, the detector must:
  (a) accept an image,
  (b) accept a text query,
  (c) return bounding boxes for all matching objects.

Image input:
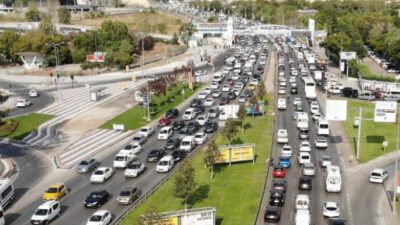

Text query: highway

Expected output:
[261,42,350,224]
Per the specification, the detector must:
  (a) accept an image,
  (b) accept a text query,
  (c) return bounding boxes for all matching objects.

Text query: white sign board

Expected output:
[112,124,125,131]
[374,101,397,123]
[222,104,239,119]
[340,51,357,60]
[326,100,348,121]
[308,19,315,32]
[180,209,214,225]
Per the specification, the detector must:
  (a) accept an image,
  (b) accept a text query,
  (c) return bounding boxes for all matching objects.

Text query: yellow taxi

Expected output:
[248,84,257,91]
[43,183,68,201]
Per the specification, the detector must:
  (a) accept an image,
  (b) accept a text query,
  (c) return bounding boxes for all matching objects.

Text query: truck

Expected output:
[307,55,315,65]
[313,70,323,85]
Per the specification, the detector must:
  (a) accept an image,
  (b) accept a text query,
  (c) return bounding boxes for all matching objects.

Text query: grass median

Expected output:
[121,95,274,225]
[101,83,202,130]
[0,113,54,140]
[342,99,400,163]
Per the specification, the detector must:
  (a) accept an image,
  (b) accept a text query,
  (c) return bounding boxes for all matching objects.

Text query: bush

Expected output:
[156,23,167,34]
[72,49,88,63]
[0,120,18,133]
[25,7,41,21]
[139,36,155,51]
[348,60,396,82]
[57,7,71,24]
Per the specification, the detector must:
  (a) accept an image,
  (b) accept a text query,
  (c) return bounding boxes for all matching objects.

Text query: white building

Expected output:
[193,17,234,47]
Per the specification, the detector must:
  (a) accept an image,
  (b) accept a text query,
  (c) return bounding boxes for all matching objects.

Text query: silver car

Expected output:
[75,158,99,173]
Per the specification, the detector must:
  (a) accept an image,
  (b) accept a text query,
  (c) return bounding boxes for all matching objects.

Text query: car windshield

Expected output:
[89,193,101,198]
[89,215,102,222]
[120,190,132,196]
[94,170,104,175]
[133,137,141,141]
[149,150,159,155]
[195,135,203,138]
[35,209,48,216]
[371,172,382,177]
[159,161,169,166]
[46,187,58,193]
[326,206,337,211]
[79,161,89,165]
[140,128,148,132]
[124,145,132,149]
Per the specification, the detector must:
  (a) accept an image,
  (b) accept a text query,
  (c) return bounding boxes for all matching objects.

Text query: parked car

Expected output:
[84,190,110,208]
[342,87,358,98]
[358,92,375,101]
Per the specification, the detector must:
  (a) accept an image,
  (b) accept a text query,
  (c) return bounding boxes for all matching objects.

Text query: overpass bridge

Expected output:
[234,24,310,38]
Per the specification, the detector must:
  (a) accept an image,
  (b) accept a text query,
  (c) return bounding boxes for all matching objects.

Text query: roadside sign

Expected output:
[131,74,136,81]
[112,124,125,131]
[326,100,347,121]
[383,141,388,147]
[215,144,255,164]
[374,101,397,123]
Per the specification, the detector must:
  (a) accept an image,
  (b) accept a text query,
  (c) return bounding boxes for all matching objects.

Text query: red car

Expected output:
[273,166,286,178]
[158,117,171,127]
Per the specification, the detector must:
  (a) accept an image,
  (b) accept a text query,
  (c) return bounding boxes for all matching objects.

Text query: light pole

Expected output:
[141,35,150,122]
[46,42,64,100]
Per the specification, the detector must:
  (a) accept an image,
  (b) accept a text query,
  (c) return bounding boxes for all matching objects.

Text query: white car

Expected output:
[302,163,315,176]
[29,89,39,97]
[196,114,209,126]
[250,79,259,86]
[323,202,340,218]
[319,155,332,168]
[232,74,240,80]
[222,84,230,92]
[238,96,247,103]
[138,126,154,137]
[279,81,287,87]
[212,90,221,98]
[86,210,112,225]
[278,87,286,95]
[293,98,301,106]
[291,70,298,76]
[204,87,212,95]
[198,92,208,99]
[298,152,311,165]
[219,111,228,121]
[277,129,289,144]
[369,168,388,183]
[277,98,287,110]
[90,167,113,183]
[16,98,31,107]
[124,162,145,178]
[310,105,319,115]
[289,76,296,84]
[211,82,219,90]
[204,98,215,107]
[281,145,292,158]
[121,143,142,154]
[194,132,208,145]
[299,141,311,152]
[312,112,321,121]
[329,86,341,94]
[315,136,328,149]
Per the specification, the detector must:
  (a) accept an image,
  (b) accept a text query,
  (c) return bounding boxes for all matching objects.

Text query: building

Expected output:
[192,17,234,46]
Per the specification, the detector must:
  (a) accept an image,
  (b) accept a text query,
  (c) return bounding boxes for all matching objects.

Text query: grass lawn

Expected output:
[101,83,202,130]
[342,99,400,163]
[121,96,274,225]
[0,113,54,140]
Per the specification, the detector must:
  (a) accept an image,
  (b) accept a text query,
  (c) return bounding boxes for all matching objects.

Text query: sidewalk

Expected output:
[0,89,16,111]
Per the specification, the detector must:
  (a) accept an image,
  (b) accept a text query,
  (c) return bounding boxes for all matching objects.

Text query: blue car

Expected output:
[279,157,291,168]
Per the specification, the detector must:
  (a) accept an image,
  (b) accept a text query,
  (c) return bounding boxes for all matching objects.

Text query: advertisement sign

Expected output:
[326,100,347,121]
[141,207,216,225]
[340,51,357,60]
[374,101,397,123]
[86,52,106,62]
[308,19,315,32]
[221,104,239,119]
[180,211,214,225]
[215,144,255,164]
[112,124,125,131]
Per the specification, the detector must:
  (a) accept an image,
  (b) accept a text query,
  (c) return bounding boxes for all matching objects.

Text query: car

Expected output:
[302,163,316,176]
[138,126,154,137]
[299,128,310,139]
[291,87,298,94]
[31,200,61,225]
[75,158,99,173]
[158,117,171,127]
[298,152,311,165]
[238,95,247,103]
[197,92,208,99]
[272,180,287,193]
[121,143,142,154]
[16,98,31,107]
[219,111,228,120]
[84,190,110,208]
[204,122,218,133]
[277,129,288,144]
[212,90,221,98]
[369,168,388,183]
[172,121,185,131]
[281,145,292,158]
[196,114,209,126]
[165,108,179,119]
[130,135,147,145]
[193,106,205,115]
[328,218,347,225]
[208,107,219,119]
[279,81,286,87]
[117,187,141,204]
[278,87,286,95]
[310,104,319,114]
[277,98,286,110]
[319,155,333,168]
[177,128,190,139]
[43,183,68,201]
[29,89,39,97]
[273,166,286,178]
[264,206,281,222]
[190,99,202,107]
[90,167,114,183]
[204,98,215,107]
[124,161,145,178]
[187,121,200,134]
[210,82,219,89]
[295,103,304,112]
[164,137,181,150]
[194,132,208,145]
[299,141,311,152]
[293,97,301,105]
[315,136,328,149]
[222,84,230,92]
[227,92,237,100]
[269,190,286,206]
[204,87,212,95]
[298,176,312,190]
[86,210,112,225]
[312,112,322,121]
[323,202,340,218]
[147,149,165,162]
[172,150,187,162]
[279,157,291,168]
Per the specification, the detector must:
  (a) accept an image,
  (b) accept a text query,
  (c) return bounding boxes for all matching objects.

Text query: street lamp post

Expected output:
[46,42,64,100]
[142,35,150,122]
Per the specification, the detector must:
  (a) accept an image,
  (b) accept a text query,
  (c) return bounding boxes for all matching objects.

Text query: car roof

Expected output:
[49,183,64,188]
[92,210,110,216]
[325,201,338,207]
[38,200,58,208]
[372,168,385,173]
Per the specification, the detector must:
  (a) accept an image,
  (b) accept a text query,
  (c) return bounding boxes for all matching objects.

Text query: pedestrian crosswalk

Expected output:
[56,129,135,168]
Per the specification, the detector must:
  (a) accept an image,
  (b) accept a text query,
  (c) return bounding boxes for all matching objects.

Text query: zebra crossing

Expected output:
[56,129,135,168]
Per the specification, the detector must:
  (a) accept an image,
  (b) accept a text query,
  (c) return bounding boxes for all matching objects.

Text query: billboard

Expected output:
[221,104,239,119]
[340,51,356,60]
[374,101,397,123]
[86,52,106,62]
[141,207,216,225]
[215,144,255,164]
[326,100,347,121]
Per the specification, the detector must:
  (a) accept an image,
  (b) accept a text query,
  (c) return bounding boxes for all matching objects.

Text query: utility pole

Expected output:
[46,42,64,101]
[142,35,150,122]
[356,107,362,160]
[393,115,400,213]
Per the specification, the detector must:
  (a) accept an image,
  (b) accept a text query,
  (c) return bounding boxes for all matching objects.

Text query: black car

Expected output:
[228,92,237,100]
[220,97,229,105]
[272,180,287,193]
[290,87,298,94]
[84,190,110,208]
[172,121,185,131]
[299,128,309,139]
[204,122,218,133]
[190,99,202,107]
[172,150,187,162]
[164,137,181,150]
[165,108,179,119]
[187,121,200,134]
[147,149,165,162]
[253,73,261,81]
[264,206,281,222]
[177,127,190,138]
[241,77,249,84]
[244,89,253,97]
[298,176,312,190]
[194,106,205,115]
[269,189,285,206]
[342,87,358,98]
[328,218,347,225]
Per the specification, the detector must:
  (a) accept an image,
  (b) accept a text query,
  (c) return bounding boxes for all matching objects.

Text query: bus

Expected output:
[0,178,14,208]
[303,77,316,99]
[325,165,342,193]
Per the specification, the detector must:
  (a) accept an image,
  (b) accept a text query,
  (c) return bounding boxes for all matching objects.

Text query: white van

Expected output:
[295,194,310,210]
[296,112,309,129]
[316,118,330,136]
[31,200,61,225]
[277,98,287,110]
[113,151,136,168]
[295,209,311,225]
[326,165,342,193]
[156,155,175,173]
[158,126,173,140]
[0,178,14,208]
[180,136,196,152]
[213,72,224,83]
[277,129,289,144]
[183,108,196,120]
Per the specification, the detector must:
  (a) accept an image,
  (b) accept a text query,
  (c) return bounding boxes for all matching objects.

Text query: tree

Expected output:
[171,33,179,45]
[138,36,155,51]
[207,16,217,23]
[256,82,266,101]
[39,14,54,35]
[57,7,71,24]
[174,160,196,210]
[0,30,20,62]
[25,6,41,22]
[237,104,246,134]
[203,139,220,179]
[139,205,163,225]
[221,118,238,147]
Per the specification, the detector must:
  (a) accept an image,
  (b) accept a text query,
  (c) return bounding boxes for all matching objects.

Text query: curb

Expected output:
[0,155,15,179]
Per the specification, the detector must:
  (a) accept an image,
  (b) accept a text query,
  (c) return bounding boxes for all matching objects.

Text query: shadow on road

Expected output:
[12,188,29,204]
[5,213,21,225]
